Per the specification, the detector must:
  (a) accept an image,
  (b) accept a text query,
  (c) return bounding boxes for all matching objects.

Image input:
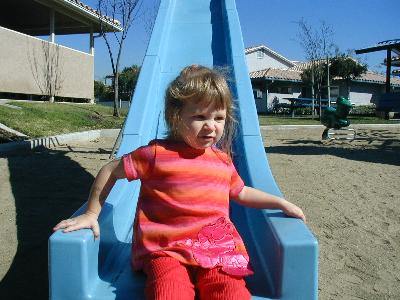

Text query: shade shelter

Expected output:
[355,39,400,93]
[2,0,122,53]
[355,39,400,116]
[0,0,122,101]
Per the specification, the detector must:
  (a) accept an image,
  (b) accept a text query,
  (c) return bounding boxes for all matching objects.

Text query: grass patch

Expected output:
[258,114,398,126]
[258,115,320,126]
[0,102,396,138]
[347,116,398,124]
[0,101,127,138]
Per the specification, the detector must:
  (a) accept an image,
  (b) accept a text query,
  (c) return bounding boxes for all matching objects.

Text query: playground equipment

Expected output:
[321,96,356,140]
[49,1,318,299]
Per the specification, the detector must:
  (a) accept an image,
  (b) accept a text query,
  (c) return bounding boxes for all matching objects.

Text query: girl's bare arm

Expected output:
[234,186,306,222]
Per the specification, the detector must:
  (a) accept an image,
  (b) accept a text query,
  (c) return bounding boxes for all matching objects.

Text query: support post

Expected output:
[327,56,331,107]
[49,8,55,43]
[386,48,392,93]
[90,28,95,55]
[311,68,315,119]
[264,80,269,113]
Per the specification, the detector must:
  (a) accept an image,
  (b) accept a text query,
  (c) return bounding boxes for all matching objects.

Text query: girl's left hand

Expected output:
[281,200,306,222]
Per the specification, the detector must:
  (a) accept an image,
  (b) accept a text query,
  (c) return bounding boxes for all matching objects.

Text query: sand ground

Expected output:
[0,125,399,299]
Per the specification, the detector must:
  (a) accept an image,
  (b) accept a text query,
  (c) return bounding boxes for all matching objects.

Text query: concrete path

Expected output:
[0,99,23,110]
[0,123,27,137]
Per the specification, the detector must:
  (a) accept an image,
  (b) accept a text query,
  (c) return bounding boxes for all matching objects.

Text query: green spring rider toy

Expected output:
[321,96,355,140]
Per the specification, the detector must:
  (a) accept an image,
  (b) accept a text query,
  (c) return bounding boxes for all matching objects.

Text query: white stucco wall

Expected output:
[349,92,373,105]
[267,92,301,105]
[246,50,293,72]
[349,82,383,106]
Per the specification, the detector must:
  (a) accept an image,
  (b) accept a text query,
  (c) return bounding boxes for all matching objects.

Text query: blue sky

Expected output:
[57,0,399,80]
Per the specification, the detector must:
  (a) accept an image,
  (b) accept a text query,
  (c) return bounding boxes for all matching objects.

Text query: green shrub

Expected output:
[294,106,313,115]
[349,105,376,116]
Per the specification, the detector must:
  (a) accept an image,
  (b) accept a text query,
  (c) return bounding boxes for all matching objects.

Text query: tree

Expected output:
[29,40,64,102]
[94,80,107,101]
[330,52,368,95]
[300,63,328,99]
[118,65,140,101]
[97,0,142,116]
[297,18,335,118]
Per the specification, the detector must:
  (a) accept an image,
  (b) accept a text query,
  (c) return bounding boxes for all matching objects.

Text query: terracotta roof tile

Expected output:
[67,0,121,26]
[249,68,302,82]
[355,71,400,86]
[288,59,400,86]
[249,67,400,86]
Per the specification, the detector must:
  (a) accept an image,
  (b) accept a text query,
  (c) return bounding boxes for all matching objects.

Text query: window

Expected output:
[279,87,292,94]
[269,86,292,94]
[321,86,339,100]
[253,89,263,99]
[257,50,264,59]
[330,86,339,98]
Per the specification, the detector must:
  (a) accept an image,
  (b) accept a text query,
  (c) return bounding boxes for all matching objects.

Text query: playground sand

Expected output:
[262,125,400,300]
[1,125,399,299]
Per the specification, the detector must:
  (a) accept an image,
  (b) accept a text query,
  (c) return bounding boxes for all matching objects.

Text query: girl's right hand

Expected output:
[53,212,100,239]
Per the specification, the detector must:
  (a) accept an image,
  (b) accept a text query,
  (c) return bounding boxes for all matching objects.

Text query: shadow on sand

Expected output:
[266,129,400,166]
[0,148,99,300]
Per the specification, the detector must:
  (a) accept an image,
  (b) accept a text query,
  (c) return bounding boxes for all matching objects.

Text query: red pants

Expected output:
[143,256,251,300]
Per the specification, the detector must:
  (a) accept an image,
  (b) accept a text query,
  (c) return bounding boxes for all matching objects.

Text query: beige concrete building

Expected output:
[0,0,122,102]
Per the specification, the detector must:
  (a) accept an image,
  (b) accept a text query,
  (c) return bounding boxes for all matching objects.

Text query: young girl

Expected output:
[53,65,305,300]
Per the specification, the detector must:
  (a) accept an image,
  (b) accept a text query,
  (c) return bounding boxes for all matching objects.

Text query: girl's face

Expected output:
[177,100,226,149]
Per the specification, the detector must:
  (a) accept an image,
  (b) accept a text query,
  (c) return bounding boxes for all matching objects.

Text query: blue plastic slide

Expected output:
[49,0,318,299]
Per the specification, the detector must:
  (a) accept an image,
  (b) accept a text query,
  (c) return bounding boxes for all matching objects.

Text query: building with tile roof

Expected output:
[0,0,122,102]
[245,44,400,113]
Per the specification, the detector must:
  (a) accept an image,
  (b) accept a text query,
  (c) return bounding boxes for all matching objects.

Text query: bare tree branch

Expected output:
[27,40,64,102]
[96,0,144,117]
[297,18,336,118]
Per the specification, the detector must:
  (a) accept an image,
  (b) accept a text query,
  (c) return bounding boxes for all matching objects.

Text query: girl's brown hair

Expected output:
[165,65,236,156]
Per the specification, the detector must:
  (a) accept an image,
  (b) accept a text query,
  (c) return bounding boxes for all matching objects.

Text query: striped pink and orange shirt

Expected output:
[122,139,253,276]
